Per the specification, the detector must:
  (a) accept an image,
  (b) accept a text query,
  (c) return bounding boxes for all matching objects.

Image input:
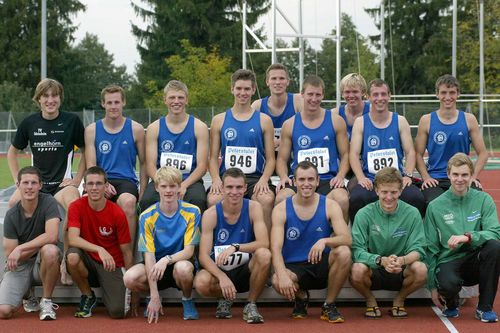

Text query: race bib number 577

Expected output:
[214,245,250,271]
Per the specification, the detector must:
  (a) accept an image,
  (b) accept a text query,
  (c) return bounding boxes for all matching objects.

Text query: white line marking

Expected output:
[431,306,459,333]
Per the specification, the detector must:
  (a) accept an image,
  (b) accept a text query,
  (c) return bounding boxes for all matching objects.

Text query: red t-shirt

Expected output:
[67,197,131,267]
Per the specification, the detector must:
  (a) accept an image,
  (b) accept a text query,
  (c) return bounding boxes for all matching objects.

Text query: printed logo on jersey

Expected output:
[433,131,447,145]
[99,226,113,236]
[467,211,481,223]
[443,213,454,225]
[217,228,230,243]
[33,128,47,136]
[33,140,63,152]
[391,227,407,238]
[367,135,380,149]
[297,135,311,149]
[224,128,237,141]
[286,227,300,241]
[160,140,174,152]
[98,140,112,154]
[371,224,382,235]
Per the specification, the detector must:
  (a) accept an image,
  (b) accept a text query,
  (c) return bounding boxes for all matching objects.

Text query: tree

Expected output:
[366,0,451,94]
[0,0,85,89]
[58,33,132,111]
[145,39,232,109]
[317,13,378,99]
[0,81,36,113]
[131,0,270,104]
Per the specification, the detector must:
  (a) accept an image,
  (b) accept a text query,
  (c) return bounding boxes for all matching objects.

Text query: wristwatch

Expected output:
[231,243,240,252]
[402,171,413,178]
[375,255,382,267]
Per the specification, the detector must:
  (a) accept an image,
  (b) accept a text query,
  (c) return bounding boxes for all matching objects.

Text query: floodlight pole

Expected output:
[479,0,484,135]
[452,0,457,77]
[380,1,385,80]
[336,0,341,107]
[242,1,247,69]
[298,0,304,91]
[41,0,47,79]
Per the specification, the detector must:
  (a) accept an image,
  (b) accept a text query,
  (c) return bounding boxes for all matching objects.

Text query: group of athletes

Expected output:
[0,63,499,325]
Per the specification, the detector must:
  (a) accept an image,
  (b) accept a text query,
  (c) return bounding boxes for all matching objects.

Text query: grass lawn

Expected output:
[0,153,83,189]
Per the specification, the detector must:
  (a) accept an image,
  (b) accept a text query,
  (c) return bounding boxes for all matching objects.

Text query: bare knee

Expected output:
[275,189,294,204]
[207,193,223,207]
[117,195,137,217]
[255,192,275,209]
[409,261,427,284]
[332,246,351,266]
[173,261,194,282]
[66,252,82,268]
[350,263,370,284]
[193,271,213,296]
[0,305,16,319]
[123,265,146,290]
[253,248,271,266]
[40,244,60,265]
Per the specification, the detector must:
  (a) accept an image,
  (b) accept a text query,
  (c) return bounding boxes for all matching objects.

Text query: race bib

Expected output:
[274,128,282,139]
[367,148,398,175]
[225,146,257,174]
[297,147,330,174]
[160,152,193,174]
[214,245,250,271]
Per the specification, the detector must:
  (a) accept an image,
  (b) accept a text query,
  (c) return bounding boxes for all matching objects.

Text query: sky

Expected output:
[73,0,381,75]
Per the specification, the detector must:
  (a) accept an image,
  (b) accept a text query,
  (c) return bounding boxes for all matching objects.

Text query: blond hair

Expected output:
[340,73,367,95]
[101,85,125,103]
[163,80,189,97]
[154,166,182,186]
[373,167,403,189]
[447,153,474,175]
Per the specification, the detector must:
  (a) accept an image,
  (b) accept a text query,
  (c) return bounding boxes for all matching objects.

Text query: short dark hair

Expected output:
[368,78,391,95]
[222,167,247,183]
[293,160,319,178]
[301,75,325,93]
[265,63,290,79]
[373,167,403,189]
[231,69,256,88]
[17,166,42,183]
[435,74,460,93]
[84,166,108,184]
[101,85,125,103]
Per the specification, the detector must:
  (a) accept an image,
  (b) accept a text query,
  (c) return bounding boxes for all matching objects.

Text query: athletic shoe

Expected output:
[292,291,309,319]
[182,299,199,320]
[143,296,150,318]
[442,307,459,318]
[74,291,97,318]
[320,303,344,323]
[39,298,58,321]
[243,303,264,324]
[475,309,498,323]
[215,299,233,319]
[23,296,40,313]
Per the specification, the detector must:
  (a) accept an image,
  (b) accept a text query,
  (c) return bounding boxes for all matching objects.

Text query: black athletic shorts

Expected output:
[108,179,139,201]
[370,267,405,291]
[285,179,346,196]
[223,262,251,293]
[285,254,330,290]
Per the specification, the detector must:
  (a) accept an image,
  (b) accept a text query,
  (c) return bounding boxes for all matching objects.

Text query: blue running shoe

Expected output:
[442,307,459,318]
[475,309,498,323]
[182,299,199,320]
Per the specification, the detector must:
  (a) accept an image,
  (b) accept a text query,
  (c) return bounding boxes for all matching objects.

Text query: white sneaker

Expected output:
[39,298,59,321]
[23,296,40,312]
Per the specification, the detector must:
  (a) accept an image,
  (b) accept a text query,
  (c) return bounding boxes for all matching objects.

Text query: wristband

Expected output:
[165,255,173,265]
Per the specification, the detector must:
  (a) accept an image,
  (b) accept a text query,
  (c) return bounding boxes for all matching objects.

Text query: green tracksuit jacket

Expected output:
[352,200,426,269]
[424,188,500,290]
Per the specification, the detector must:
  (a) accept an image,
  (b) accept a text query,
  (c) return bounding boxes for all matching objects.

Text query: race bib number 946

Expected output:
[367,148,398,175]
[214,245,250,271]
[225,146,257,174]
